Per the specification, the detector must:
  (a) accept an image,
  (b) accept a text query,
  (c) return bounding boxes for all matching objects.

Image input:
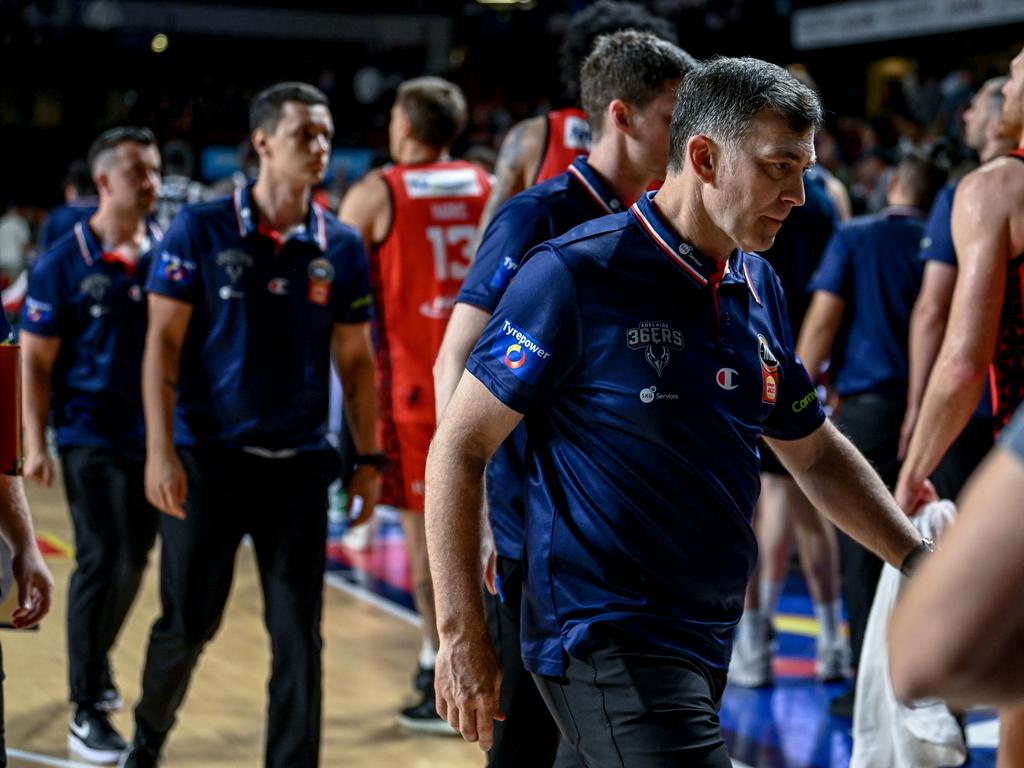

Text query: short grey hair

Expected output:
[668,56,823,171]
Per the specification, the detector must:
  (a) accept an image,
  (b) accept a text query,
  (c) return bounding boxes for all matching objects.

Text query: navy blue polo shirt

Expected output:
[145,184,373,451]
[22,220,161,456]
[466,191,826,676]
[918,182,957,268]
[809,207,926,398]
[458,157,626,561]
[39,201,98,251]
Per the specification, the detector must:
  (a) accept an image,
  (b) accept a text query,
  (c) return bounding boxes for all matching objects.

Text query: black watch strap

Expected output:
[354,452,388,469]
[899,537,935,578]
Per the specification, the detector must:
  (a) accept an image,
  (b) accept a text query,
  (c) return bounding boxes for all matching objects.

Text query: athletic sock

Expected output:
[418,639,437,670]
[815,599,843,648]
[757,579,782,626]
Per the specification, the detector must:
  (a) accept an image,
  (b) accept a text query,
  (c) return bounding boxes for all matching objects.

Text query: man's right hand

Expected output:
[145,449,187,519]
[23,450,54,487]
[435,631,505,751]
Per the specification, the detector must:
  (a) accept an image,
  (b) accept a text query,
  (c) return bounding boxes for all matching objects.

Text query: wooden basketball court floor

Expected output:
[3,477,1000,767]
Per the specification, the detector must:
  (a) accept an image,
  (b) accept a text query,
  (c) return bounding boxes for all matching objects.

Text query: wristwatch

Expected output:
[354,452,388,470]
[899,537,935,578]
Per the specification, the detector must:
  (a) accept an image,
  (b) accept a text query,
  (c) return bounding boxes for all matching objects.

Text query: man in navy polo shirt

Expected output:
[121,83,381,768]
[426,58,926,765]
[21,126,162,763]
[433,30,694,767]
[797,151,944,712]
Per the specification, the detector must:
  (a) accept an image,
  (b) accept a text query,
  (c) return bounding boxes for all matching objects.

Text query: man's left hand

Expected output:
[346,465,381,527]
[11,546,53,629]
[435,632,505,750]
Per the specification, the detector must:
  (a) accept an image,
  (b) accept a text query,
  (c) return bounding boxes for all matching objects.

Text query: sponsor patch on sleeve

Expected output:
[25,297,53,324]
[158,251,196,285]
[490,319,552,384]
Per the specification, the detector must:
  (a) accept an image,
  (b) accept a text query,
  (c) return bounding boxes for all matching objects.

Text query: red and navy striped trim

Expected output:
[630,202,707,286]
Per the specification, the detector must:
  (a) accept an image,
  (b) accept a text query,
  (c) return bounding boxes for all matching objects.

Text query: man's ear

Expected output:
[688,135,718,183]
[251,128,268,160]
[608,99,633,136]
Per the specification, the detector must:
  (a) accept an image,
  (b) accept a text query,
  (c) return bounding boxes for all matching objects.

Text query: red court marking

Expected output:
[36,532,73,558]
[773,657,816,679]
[327,538,412,593]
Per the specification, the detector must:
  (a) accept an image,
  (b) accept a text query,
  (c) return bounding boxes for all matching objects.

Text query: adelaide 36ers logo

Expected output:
[307,258,335,306]
[758,334,779,404]
[627,321,683,377]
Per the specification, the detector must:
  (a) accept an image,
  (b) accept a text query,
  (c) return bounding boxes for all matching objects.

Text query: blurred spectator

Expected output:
[0,203,31,285]
[38,160,98,251]
[155,140,207,232]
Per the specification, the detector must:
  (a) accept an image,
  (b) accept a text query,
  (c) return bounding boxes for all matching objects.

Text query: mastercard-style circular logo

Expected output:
[504,343,526,369]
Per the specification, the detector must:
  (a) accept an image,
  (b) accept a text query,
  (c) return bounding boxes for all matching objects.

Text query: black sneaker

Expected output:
[412,664,434,695]
[398,689,459,736]
[95,686,123,713]
[68,706,127,764]
[118,746,159,768]
[829,686,855,719]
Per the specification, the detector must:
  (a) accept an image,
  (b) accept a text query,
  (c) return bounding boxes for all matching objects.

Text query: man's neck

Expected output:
[251,173,310,232]
[396,140,445,166]
[88,206,147,254]
[651,177,734,262]
[981,139,1017,163]
[587,139,650,210]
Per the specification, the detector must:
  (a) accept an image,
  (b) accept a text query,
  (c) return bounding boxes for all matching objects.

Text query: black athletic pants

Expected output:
[1,642,6,768]
[133,447,337,768]
[61,446,159,706]
[831,393,904,669]
[930,415,995,500]
[485,557,560,768]
[534,629,731,768]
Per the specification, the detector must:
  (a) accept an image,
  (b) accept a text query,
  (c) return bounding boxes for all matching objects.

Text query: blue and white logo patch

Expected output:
[159,251,197,285]
[490,319,552,384]
[25,297,53,325]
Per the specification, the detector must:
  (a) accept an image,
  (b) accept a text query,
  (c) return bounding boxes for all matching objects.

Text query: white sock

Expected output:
[815,599,843,648]
[418,639,437,670]
[757,579,782,623]
[739,608,767,646]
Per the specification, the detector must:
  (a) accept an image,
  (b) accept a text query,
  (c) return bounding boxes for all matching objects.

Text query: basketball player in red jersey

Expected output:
[477,0,678,233]
[896,47,1024,768]
[339,76,491,735]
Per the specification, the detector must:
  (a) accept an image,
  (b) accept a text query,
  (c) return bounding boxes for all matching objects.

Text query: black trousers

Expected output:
[485,557,561,768]
[1,641,6,768]
[133,448,337,768]
[534,630,731,768]
[61,446,159,705]
[930,416,995,501]
[832,392,904,669]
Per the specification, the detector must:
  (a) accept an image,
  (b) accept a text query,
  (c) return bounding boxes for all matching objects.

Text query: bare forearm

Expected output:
[21,361,52,454]
[902,354,987,485]
[340,355,379,454]
[142,335,179,455]
[778,424,919,567]
[0,475,36,553]
[433,306,490,422]
[906,300,948,418]
[425,435,489,642]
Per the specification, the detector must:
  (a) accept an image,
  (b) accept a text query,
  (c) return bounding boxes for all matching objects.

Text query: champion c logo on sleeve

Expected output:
[491,319,551,383]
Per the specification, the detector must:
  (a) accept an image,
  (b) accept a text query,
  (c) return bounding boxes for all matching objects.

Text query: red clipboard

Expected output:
[0,343,22,476]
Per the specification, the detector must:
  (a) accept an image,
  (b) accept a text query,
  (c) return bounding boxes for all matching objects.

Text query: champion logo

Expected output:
[716,368,739,390]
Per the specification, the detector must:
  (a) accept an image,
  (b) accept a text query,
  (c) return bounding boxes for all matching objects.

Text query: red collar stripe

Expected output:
[233,187,246,237]
[742,261,762,306]
[568,164,614,215]
[630,203,707,286]
[73,222,94,266]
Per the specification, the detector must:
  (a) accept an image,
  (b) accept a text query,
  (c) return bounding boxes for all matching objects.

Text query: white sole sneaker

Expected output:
[68,733,125,765]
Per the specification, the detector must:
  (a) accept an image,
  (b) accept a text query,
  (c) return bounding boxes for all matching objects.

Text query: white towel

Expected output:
[851,500,966,768]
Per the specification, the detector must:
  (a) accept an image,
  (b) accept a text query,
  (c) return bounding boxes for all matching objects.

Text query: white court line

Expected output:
[6,749,94,768]
[732,761,753,768]
[324,571,421,626]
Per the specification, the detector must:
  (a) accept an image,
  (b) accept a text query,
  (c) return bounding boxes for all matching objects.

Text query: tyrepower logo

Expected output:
[491,319,551,384]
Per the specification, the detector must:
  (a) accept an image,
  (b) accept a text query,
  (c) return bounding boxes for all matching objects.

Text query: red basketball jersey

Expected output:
[533,107,591,184]
[990,149,1024,431]
[370,160,491,426]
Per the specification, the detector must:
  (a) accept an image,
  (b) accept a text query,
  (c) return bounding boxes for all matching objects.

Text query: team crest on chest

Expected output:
[758,334,779,404]
[216,249,252,300]
[307,258,334,306]
[80,274,112,318]
[627,321,683,377]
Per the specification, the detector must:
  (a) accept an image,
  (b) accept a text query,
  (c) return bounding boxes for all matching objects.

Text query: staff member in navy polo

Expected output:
[21,126,162,764]
[433,31,694,768]
[426,58,927,766]
[121,83,381,768]
[797,151,944,708]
